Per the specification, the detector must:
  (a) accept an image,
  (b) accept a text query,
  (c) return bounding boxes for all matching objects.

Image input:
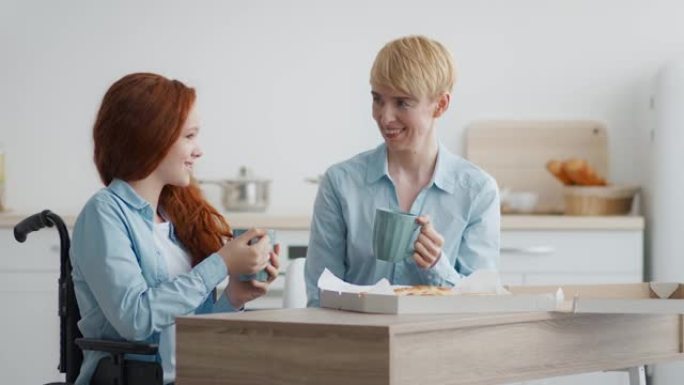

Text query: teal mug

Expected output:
[232,228,275,282]
[372,208,421,262]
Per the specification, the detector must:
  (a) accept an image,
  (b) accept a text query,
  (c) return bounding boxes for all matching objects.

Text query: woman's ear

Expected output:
[433,92,451,118]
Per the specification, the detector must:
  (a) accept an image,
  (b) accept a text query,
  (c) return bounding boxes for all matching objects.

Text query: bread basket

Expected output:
[563,185,639,216]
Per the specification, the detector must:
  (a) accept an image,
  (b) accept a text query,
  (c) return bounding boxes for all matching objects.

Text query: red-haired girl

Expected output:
[70,73,279,384]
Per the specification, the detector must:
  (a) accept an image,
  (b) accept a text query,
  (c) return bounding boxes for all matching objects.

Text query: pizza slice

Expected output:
[393,285,455,296]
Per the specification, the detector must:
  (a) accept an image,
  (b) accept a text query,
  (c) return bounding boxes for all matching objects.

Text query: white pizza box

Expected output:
[319,289,563,314]
[508,282,684,314]
[317,269,562,315]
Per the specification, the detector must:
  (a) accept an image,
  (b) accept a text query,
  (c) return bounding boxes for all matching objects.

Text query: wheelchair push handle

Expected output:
[14,209,55,243]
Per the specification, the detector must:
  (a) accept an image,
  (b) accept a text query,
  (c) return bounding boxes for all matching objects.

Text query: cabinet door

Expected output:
[500,230,643,281]
[0,229,63,384]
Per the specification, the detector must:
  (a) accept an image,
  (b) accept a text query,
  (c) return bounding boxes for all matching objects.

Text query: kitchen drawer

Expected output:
[523,272,642,285]
[526,370,628,385]
[500,230,642,276]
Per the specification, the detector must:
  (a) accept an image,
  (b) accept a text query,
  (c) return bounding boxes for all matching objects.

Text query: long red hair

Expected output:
[93,72,231,266]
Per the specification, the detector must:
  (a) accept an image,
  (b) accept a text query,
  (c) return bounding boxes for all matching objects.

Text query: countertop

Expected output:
[0,211,644,231]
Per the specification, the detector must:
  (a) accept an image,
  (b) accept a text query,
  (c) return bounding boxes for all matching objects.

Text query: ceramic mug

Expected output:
[232,228,275,282]
[372,208,421,262]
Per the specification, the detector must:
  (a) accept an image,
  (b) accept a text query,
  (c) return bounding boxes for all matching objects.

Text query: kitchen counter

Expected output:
[0,212,644,230]
[0,212,312,230]
[500,214,644,230]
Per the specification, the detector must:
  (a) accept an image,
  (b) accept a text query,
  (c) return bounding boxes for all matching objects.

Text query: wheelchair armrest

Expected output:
[75,338,158,356]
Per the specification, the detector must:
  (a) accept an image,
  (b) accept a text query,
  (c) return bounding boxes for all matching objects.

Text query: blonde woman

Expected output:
[305,36,500,306]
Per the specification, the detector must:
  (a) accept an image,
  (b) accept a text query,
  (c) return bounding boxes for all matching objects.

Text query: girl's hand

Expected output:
[217,228,271,275]
[412,216,444,269]
[226,244,280,309]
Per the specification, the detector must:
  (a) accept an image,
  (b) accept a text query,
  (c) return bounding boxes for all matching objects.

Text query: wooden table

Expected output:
[176,308,684,385]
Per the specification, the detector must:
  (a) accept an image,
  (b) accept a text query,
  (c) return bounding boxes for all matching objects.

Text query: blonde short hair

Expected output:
[370,35,456,98]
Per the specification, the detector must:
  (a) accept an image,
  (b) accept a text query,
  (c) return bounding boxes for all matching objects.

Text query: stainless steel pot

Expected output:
[199,167,271,212]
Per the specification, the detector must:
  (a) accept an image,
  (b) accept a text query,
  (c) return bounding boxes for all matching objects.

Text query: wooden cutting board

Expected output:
[465,120,608,213]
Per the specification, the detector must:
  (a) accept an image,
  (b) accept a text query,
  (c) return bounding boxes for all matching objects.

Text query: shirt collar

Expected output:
[364,142,456,194]
[108,178,152,212]
[432,142,456,194]
[365,143,388,184]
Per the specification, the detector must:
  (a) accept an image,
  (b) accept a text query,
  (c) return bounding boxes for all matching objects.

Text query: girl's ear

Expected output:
[433,92,451,118]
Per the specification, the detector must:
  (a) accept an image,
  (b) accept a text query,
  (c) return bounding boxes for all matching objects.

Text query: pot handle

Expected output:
[197,179,228,187]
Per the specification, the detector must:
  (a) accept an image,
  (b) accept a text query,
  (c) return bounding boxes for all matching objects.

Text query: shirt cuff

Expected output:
[223,282,248,311]
[422,251,460,286]
[193,253,229,292]
[213,291,244,312]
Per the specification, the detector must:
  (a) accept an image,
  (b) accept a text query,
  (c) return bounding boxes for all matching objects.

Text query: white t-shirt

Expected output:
[152,221,192,384]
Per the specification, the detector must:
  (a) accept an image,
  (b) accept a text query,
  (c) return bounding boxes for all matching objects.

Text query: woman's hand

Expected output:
[217,228,272,275]
[412,216,444,269]
[225,244,281,309]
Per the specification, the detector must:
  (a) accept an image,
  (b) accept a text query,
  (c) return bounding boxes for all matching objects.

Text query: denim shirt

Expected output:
[70,179,236,384]
[304,143,501,307]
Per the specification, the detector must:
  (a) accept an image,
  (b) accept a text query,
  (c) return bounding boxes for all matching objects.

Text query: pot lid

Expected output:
[226,166,270,183]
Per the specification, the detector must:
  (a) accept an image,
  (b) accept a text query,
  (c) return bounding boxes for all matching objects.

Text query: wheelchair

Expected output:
[14,210,163,385]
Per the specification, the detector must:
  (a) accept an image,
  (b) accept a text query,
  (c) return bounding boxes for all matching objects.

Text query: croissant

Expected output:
[562,159,607,186]
[546,160,574,185]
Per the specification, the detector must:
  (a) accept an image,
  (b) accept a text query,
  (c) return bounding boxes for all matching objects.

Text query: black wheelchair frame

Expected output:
[14,210,162,385]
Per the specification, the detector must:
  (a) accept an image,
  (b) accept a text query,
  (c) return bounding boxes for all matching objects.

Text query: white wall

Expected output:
[2,0,683,216]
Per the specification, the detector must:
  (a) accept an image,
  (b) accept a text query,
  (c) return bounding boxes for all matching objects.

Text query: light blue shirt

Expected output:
[70,179,237,385]
[304,143,500,307]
